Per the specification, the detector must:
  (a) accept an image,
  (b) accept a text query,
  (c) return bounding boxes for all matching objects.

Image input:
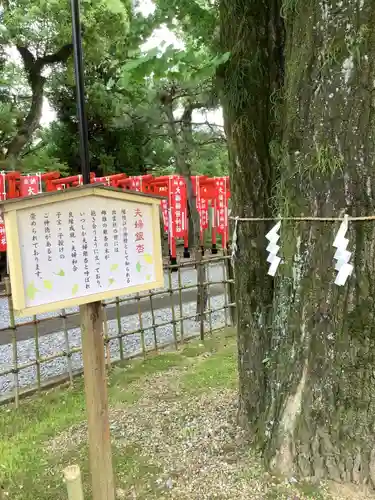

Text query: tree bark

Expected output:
[221,0,375,486]
[219,0,283,436]
[267,1,375,483]
[5,44,73,159]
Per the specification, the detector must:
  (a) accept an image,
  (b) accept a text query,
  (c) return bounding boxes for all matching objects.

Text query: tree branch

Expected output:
[6,43,73,157]
[16,46,36,82]
[21,140,46,158]
[197,138,226,146]
[17,43,73,80]
[38,43,74,67]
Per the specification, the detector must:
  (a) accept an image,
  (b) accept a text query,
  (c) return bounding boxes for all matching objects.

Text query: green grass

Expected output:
[0,330,237,499]
[0,328,332,499]
[181,343,237,392]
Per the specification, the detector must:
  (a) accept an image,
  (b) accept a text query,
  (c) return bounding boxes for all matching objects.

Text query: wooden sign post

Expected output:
[2,185,163,500]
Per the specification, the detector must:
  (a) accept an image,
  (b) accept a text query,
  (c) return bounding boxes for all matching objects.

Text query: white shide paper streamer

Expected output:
[333,214,353,286]
[266,221,281,276]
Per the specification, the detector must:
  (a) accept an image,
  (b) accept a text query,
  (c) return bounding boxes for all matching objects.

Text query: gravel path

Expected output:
[0,293,228,397]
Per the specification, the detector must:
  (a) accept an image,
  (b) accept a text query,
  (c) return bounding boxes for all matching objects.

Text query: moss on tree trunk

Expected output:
[219,0,284,436]
[221,0,375,485]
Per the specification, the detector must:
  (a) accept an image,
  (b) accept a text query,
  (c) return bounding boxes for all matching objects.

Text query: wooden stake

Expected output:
[80,301,115,500]
[63,464,85,500]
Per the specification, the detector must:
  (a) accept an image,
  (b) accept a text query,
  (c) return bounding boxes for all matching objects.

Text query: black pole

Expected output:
[71,0,90,185]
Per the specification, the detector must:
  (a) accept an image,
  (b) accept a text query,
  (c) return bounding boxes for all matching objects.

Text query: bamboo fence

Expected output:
[0,255,236,408]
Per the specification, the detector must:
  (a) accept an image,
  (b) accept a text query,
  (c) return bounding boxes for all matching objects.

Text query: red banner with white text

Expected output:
[0,214,6,252]
[130,177,141,191]
[20,174,42,197]
[93,176,110,186]
[199,198,209,230]
[0,172,6,251]
[215,177,228,247]
[161,199,169,232]
[169,176,187,239]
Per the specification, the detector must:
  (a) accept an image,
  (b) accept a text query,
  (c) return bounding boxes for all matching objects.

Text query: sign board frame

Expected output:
[2,185,164,317]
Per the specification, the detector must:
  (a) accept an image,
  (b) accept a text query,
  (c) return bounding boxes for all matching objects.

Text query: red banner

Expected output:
[161,199,169,232]
[215,177,228,241]
[0,173,6,202]
[195,177,209,231]
[93,176,110,186]
[20,175,41,197]
[0,173,7,251]
[199,198,209,230]
[169,176,187,238]
[0,213,6,252]
[130,176,142,192]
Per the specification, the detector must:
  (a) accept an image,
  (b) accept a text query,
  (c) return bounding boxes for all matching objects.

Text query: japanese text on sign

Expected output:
[16,196,157,308]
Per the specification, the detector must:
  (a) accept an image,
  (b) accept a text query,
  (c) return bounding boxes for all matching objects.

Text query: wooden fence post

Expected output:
[63,464,84,500]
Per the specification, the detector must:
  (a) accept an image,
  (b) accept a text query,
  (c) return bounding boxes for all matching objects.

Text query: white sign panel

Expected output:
[17,195,157,308]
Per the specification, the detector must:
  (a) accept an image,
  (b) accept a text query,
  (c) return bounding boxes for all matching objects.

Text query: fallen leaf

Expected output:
[136,261,141,273]
[56,269,65,277]
[146,274,151,281]
[72,284,79,295]
[108,278,115,286]
[110,263,119,272]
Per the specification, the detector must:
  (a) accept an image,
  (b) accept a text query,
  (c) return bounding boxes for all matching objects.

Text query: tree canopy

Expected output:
[0,0,227,178]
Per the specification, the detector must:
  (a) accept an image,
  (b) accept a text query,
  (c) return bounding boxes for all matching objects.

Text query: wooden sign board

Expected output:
[2,186,163,317]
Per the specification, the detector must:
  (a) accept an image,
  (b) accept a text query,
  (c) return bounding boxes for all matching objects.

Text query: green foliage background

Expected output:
[0,0,228,177]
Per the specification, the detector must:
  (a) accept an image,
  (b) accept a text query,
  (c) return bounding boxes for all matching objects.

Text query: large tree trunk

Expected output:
[218,0,283,436]
[221,0,375,486]
[5,72,45,158]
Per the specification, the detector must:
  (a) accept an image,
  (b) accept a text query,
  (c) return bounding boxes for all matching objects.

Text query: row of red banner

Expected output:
[0,173,44,251]
[163,175,229,257]
[0,172,231,256]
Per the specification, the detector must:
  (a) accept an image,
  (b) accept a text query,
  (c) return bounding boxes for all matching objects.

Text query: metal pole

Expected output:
[71,0,90,185]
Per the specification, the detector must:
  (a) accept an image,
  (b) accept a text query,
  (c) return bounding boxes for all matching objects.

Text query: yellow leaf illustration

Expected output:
[108,278,115,286]
[55,269,65,277]
[143,253,153,265]
[146,274,151,281]
[72,284,79,295]
[43,280,53,291]
[26,282,39,301]
[110,263,119,272]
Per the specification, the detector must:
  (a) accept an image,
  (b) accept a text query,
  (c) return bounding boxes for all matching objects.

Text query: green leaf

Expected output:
[146,274,151,281]
[136,261,141,273]
[55,269,65,277]
[104,0,127,17]
[110,263,119,272]
[72,284,79,295]
[43,280,53,291]
[26,282,39,301]
[108,278,115,286]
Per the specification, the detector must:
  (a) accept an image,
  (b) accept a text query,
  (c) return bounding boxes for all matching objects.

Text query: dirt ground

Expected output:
[1,329,375,499]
